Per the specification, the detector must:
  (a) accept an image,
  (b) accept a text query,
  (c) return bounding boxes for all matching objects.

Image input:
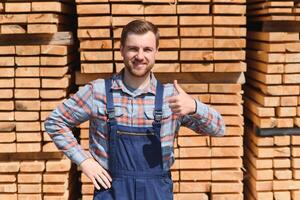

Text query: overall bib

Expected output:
[93,79,173,200]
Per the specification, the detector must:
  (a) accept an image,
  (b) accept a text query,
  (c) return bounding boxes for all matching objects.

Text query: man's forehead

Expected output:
[125,32,156,42]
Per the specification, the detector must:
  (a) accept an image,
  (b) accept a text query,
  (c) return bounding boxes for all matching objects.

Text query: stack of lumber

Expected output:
[0,155,78,200]
[76,0,113,74]
[0,40,75,154]
[0,0,75,34]
[0,45,15,153]
[247,0,300,21]
[75,0,246,199]
[244,122,300,200]
[244,0,300,198]
[0,1,79,199]
[211,0,246,73]
[245,31,300,129]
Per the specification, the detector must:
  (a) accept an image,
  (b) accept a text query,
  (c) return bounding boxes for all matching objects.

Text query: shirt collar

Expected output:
[111,68,157,96]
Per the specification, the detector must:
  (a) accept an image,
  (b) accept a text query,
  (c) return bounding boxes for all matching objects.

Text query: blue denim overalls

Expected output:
[93,78,173,200]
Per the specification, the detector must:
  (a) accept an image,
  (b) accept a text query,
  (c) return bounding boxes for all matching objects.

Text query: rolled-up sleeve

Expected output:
[44,83,94,165]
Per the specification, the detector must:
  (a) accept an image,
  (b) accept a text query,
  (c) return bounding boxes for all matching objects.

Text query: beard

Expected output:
[124,60,154,78]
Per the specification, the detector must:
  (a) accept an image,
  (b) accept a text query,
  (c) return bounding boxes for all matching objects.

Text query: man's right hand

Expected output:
[80,158,112,190]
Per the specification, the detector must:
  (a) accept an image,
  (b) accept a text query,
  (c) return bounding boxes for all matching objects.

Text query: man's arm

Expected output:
[167,80,225,136]
[44,83,94,165]
[44,82,112,189]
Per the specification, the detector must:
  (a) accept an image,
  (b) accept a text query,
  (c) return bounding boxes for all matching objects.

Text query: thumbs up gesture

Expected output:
[167,80,197,116]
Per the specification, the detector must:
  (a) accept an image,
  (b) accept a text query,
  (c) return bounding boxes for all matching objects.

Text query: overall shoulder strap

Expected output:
[154,81,164,122]
[153,81,164,131]
[104,78,115,121]
[104,78,117,171]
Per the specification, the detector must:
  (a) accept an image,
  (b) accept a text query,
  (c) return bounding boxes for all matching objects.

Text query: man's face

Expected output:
[121,31,158,78]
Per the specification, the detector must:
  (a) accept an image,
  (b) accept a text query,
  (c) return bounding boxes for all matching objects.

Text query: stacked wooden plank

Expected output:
[0,155,78,200]
[244,0,300,198]
[0,45,15,153]
[0,41,75,154]
[245,31,300,129]
[76,0,113,74]
[178,0,211,73]
[212,0,246,73]
[247,0,300,21]
[244,122,300,200]
[75,0,246,199]
[0,1,76,153]
[0,0,75,34]
[244,31,300,199]
[0,0,79,199]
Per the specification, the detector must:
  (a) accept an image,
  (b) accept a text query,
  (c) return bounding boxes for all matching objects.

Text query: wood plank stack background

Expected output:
[0,0,75,34]
[0,1,79,199]
[75,0,246,199]
[244,123,300,200]
[0,156,77,200]
[247,0,300,21]
[77,0,113,74]
[244,0,300,199]
[3,0,300,200]
[245,31,300,129]
[0,39,77,150]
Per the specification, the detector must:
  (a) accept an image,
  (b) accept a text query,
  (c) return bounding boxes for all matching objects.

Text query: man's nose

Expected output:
[136,49,144,60]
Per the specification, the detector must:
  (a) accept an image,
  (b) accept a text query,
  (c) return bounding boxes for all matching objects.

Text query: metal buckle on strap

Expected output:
[154,110,162,122]
[107,109,115,119]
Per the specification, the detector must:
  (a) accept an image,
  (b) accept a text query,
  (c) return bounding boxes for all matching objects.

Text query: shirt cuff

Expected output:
[68,148,92,166]
[189,99,209,118]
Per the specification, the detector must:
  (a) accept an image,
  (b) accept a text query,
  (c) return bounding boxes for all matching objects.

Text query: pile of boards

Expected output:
[0,1,78,199]
[8,0,300,200]
[244,0,300,199]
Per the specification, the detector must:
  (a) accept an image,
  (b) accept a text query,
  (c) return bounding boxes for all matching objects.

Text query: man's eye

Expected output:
[144,48,153,52]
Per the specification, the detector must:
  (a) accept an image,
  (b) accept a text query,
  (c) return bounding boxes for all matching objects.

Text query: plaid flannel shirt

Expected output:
[44,71,225,170]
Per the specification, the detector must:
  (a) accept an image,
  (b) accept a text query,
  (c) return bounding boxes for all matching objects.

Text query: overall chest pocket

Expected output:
[144,107,172,121]
[97,106,124,120]
[96,106,125,135]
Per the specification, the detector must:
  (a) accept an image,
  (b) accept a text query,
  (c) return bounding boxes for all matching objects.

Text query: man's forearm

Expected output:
[181,99,225,136]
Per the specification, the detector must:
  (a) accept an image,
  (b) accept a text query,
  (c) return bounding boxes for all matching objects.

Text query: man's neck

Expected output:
[123,69,151,91]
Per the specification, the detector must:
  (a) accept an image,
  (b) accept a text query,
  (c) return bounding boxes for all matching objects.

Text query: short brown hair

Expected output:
[120,19,159,48]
